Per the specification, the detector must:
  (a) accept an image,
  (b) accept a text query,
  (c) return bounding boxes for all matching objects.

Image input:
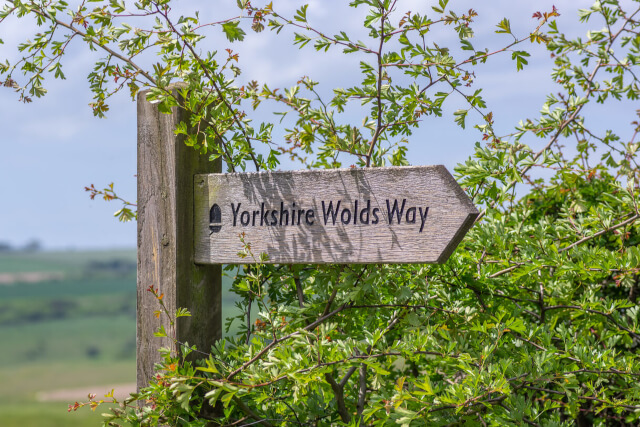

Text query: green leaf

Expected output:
[511,50,530,71]
[294,32,311,48]
[454,109,468,128]
[114,207,135,222]
[496,18,511,34]
[175,307,191,318]
[432,0,449,13]
[460,39,474,51]
[205,388,223,406]
[197,366,219,374]
[294,5,308,23]
[220,390,237,408]
[222,21,245,42]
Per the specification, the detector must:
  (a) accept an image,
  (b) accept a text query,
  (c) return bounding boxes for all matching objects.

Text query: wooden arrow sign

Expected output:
[194,165,478,264]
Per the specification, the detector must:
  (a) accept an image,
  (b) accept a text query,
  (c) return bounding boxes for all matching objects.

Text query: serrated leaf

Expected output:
[496,18,511,34]
[222,21,245,42]
[512,50,530,71]
[197,366,219,374]
[294,4,308,23]
[454,109,468,129]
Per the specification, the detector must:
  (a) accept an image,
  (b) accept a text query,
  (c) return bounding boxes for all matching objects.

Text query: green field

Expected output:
[0,249,237,426]
[0,249,136,275]
[0,360,134,427]
[0,402,117,427]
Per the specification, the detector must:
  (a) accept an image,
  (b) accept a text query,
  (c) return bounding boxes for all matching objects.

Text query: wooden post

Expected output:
[137,85,221,389]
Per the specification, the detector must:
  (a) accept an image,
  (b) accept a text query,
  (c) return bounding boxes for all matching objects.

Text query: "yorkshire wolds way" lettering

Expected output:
[229,198,429,233]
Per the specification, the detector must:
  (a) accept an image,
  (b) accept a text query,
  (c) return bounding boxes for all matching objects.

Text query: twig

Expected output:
[227,302,353,380]
[293,270,305,308]
[356,364,367,419]
[545,305,640,340]
[322,288,338,317]
[365,3,388,167]
[157,5,261,171]
[232,396,274,427]
[340,366,358,387]
[558,213,640,253]
[519,385,640,410]
[32,7,157,85]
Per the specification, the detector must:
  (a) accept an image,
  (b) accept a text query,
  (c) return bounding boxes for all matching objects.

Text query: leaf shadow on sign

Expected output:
[231,169,403,264]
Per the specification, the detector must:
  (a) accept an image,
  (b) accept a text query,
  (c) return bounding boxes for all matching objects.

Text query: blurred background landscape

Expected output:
[0,246,136,425]
[0,245,235,426]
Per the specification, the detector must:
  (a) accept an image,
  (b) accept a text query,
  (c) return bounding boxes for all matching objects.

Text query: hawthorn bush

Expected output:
[2,0,640,425]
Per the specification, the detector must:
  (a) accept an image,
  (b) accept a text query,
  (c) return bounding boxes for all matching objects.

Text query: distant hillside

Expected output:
[0,248,136,277]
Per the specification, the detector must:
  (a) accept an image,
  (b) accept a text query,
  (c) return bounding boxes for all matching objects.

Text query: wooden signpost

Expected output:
[136,88,478,388]
[194,166,478,264]
[137,87,221,389]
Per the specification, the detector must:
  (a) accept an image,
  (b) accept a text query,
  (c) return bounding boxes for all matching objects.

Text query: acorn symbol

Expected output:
[209,204,222,234]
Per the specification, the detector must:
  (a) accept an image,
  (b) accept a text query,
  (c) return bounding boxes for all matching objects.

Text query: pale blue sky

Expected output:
[1,0,633,250]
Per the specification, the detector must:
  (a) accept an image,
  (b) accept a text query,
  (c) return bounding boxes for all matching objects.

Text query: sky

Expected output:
[0,0,634,250]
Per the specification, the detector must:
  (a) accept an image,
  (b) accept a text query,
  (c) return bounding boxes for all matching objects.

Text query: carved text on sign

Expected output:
[221,199,429,232]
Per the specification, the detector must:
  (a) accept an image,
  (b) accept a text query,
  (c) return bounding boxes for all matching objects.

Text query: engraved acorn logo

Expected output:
[209,204,222,234]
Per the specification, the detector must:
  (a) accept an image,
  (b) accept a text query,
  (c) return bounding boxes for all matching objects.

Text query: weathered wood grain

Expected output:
[137,85,221,390]
[194,165,478,264]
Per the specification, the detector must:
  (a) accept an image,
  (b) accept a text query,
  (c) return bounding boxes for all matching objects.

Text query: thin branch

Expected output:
[563,368,640,377]
[476,63,605,223]
[558,213,640,253]
[365,3,388,167]
[232,396,274,427]
[157,5,260,171]
[227,302,353,380]
[485,211,639,279]
[32,7,157,85]
[293,270,305,308]
[350,303,456,315]
[545,305,640,340]
[278,399,303,427]
[489,264,523,278]
[339,366,358,388]
[356,364,367,419]
[322,288,338,317]
[270,11,376,55]
[519,385,640,410]
[245,295,253,345]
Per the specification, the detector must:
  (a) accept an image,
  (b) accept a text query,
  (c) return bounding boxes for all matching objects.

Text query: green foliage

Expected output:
[2,0,640,425]
[222,21,246,42]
